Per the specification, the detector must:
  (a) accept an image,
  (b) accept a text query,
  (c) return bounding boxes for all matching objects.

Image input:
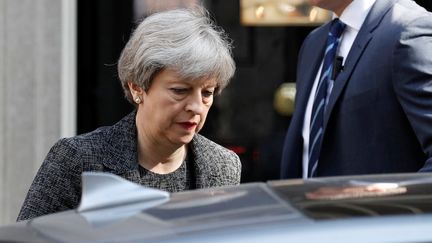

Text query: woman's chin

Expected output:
[173,134,195,145]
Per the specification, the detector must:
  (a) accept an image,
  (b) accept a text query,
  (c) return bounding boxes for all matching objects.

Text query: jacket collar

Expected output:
[103,110,140,174]
[100,110,213,188]
[339,0,377,32]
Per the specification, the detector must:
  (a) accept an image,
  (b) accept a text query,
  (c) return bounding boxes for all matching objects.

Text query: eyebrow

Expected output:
[167,78,217,87]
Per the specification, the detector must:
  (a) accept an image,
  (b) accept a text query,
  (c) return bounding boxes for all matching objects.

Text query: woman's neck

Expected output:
[136,125,186,175]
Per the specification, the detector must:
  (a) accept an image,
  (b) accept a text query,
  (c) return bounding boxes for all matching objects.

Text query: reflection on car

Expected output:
[1,172,432,242]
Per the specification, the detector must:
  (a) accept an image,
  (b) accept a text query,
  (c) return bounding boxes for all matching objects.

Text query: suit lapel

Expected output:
[323,0,395,129]
[296,26,329,121]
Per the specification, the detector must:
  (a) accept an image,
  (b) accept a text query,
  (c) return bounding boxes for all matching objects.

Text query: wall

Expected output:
[0,0,76,225]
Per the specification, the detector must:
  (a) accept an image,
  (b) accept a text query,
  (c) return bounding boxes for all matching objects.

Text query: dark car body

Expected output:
[1,172,432,242]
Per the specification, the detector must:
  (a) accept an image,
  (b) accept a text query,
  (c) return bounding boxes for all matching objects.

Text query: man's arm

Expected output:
[392,14,432,172]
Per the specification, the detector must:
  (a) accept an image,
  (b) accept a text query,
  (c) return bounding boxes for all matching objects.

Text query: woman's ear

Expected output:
[128,82,145,104]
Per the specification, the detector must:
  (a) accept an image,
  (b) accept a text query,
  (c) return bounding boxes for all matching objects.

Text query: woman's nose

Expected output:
[185,93,206,114]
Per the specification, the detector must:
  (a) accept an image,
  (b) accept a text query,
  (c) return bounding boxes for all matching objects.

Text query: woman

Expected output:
[17,7,240,221]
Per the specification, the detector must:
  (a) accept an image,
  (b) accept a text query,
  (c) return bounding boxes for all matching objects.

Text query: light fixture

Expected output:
[241,0,331,26]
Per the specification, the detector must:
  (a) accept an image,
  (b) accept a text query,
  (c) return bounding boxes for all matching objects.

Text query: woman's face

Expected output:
[136,69,217,147]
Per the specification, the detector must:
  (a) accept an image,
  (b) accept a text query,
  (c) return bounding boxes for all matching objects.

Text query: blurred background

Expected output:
[1,0,431,225]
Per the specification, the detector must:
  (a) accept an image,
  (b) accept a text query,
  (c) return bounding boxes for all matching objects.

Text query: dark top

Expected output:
[17,111,241,221]
[138,156,192,193]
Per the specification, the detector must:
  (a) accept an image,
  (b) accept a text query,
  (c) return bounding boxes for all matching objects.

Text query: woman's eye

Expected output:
[171,88,189,94]
[202,90,214,98]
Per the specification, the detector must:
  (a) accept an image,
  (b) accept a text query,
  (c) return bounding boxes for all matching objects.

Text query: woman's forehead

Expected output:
[157,69,218,86]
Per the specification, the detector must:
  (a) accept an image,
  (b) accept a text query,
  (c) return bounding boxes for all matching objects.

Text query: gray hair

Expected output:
[118,7,236,104]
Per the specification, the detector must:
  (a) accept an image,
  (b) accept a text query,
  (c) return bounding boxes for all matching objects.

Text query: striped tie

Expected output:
[308,19,346,177]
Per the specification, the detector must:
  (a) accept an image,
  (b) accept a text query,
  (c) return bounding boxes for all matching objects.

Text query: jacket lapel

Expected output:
[296,26,328,120]
[189,134,237,188]
[323,0,395,129]
[188,134,213,188]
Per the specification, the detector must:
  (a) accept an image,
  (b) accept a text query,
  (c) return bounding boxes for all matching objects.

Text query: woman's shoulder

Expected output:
[191,134,241,171]
[44,128,110,171]
[192,134,238,160]
[56,111,137,153]
[47,112,137,171]
[192,134,241,185]
[53,126,110,153]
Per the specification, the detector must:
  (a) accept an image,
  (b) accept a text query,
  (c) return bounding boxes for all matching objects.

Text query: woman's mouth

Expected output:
[178,122,197,131]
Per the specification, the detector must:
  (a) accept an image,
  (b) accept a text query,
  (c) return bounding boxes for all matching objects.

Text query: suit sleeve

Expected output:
[392,14,432,172]
[17,138,83,221]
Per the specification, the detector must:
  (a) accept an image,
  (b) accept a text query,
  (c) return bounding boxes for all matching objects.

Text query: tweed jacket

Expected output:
[17,111,241,221]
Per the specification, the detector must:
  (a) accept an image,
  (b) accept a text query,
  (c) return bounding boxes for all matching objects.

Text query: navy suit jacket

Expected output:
[281,0,432,178]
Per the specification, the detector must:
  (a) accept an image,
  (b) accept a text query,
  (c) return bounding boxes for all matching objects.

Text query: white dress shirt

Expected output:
[301,0,377,178]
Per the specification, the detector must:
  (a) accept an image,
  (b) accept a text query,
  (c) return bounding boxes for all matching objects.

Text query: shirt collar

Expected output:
[335,0,377,31]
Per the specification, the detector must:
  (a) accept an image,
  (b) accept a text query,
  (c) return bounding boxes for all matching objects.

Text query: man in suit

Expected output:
[281,0,432,179]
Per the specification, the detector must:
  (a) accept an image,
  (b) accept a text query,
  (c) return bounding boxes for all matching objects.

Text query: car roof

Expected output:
[29,182,307,242]
[18,173,432,242]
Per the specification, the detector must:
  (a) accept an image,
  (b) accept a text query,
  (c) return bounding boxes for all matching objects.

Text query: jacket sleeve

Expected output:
[224,151,242,185]
[393,14,432,172]
[17,138,83,221]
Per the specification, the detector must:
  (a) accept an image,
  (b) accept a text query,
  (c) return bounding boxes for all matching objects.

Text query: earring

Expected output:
[134,97,141,104]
